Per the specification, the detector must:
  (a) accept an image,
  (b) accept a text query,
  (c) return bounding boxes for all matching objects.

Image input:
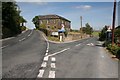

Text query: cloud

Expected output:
[75,5,92,10]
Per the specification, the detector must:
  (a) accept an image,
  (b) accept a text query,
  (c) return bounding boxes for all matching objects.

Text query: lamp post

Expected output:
[112,0,117,46]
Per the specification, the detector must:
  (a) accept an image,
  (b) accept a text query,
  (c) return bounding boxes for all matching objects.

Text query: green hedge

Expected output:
[107,44,120,59]
[39,28,50,36]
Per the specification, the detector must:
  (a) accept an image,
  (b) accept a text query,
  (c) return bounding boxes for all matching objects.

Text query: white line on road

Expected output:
[0,37,15,41]
[102,55,105,58]
[46,49,48,53]
[28,30,33,37]
[48,71,55,78]
[51,57,56,62]
[51,63,56,68]
[47,42,49,49]
[42,33,48,41]
[28,34,31,37]
[41,62,47,68]
[47,48,70,57]
[0,45,9,49]
[75,44,81,47]
[43,56,49,61]
[45,52,48,56]
[37,69,45,78]
[19,38,26,42]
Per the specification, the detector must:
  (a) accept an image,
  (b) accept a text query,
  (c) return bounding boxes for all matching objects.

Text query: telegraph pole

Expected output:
[112,0,117,46]
[80,16,82,38]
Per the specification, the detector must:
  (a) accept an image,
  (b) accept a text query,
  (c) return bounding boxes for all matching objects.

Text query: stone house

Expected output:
[38,14,71,31]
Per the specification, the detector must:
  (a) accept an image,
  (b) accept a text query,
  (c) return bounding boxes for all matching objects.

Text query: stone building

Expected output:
[38,14,71,31]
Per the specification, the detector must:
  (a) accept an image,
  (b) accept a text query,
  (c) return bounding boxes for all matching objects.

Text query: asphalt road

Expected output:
[41,37,118,78]
[2,30,46,78]
[2,30,118,79]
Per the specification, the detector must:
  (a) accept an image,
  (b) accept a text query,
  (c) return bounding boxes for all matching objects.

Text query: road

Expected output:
[2,30,118,79]
[2,30,46,78]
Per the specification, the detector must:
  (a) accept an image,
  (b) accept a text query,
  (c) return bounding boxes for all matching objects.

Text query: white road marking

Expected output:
[75,44,81,47]
[37,69,45,78]
[51,63,56,68]
[46,49,48,53]
[0,37,15,41]
[0,45,9,49]
[45,52,48,56]
[47,42,49,49]
[42,33,48,41]
[48,71,55,78]
[28,34,31,37]
[51,57,56,62]
[47,48,70,57]
[43,56,49,61]
[87,43,94,46]
[19,38,26,42]
[41,62,47,67]
[28,30,33,37]
[102,55,105,58]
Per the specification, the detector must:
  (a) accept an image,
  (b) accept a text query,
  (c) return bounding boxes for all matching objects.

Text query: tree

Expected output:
[32,16,39,29]
[2,2,22,38]
[115,25,120,43]
[99,25,108,41]
[19,16,27,26]
[85,23,93,35]
[81,27,86,33]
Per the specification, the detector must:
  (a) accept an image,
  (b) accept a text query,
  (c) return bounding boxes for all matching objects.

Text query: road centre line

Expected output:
[37,69,45,78]
[41,62,47,68]
[45,53,48,56]
[28,30,33,37]
[48,71,55,78]
[46,49,48,53]
[19,38,26,42]
[51,57,56,62]
[47,48,70,57]
[51,63,56,68]
[43,56,49,61]
[45,52,48,56]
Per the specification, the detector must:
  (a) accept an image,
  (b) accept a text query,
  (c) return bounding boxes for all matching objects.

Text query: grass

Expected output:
[47,36,60,42]
[92,31,100,36]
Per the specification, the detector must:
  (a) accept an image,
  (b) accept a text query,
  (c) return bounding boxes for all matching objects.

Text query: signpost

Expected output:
[58,24,65,42]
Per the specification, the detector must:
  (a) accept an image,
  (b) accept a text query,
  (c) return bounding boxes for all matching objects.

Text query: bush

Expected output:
[21,26,26,31]
[39,28,50,36]
[107,44,120,58]
[103,41,111,47]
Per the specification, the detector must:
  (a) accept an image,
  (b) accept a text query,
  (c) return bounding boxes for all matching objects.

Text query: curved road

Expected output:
[2,30,118,79]
[2,30,46,78]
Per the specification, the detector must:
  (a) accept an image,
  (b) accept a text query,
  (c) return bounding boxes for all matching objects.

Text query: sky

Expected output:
[17,2,119,30]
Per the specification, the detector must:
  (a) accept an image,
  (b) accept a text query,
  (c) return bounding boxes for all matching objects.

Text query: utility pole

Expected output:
[112,0,116,46]
[80,16,82,38]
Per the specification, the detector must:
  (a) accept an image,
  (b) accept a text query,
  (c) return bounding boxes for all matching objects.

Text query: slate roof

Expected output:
[38,14,71,22]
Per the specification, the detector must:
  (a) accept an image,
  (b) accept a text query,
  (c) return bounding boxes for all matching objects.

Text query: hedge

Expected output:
[107,43,120,59]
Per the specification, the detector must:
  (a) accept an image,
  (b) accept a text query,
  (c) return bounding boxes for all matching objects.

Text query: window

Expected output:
[48,26,50,28]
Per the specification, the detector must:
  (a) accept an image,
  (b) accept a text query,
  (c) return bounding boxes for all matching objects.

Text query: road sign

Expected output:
[51,32,59,36]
